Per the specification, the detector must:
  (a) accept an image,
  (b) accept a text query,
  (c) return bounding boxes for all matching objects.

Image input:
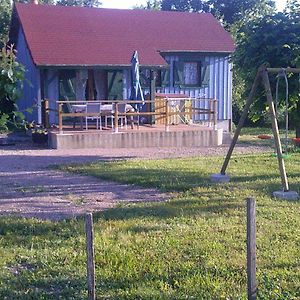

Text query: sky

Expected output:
[101,0,288,12]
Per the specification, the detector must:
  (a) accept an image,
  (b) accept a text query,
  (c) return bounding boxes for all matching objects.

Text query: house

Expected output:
[9,2,234,130]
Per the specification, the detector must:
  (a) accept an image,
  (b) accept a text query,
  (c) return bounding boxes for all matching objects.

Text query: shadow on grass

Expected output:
[0,274,86,299]
[94,196,245,223]
[0,217,84,247]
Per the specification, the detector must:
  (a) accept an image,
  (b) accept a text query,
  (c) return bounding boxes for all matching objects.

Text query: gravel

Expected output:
[0,134,271,221]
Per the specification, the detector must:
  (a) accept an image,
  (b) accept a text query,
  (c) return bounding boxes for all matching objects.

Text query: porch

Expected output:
[49,125,223,149]
[45,96,223,149]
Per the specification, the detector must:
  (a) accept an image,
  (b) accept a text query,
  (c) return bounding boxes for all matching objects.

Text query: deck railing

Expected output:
[54,98,218,133]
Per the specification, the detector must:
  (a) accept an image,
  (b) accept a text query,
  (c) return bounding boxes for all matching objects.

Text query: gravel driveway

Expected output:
[0,136,271,221]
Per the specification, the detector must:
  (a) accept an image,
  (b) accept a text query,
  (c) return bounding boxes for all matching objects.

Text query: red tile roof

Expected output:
[13,3,235,67]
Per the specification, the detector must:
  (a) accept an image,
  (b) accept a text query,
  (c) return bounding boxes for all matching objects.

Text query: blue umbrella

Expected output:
[131,51,144,111]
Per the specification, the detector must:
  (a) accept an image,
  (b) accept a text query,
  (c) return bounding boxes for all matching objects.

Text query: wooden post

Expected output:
[261,69,289,191]
[150,70,156,125]
[209,99,213,127]
[44,99,50,128]
[165,98,169,132]
[85,213,96,300]
[114,102,119,133]
[58,103,63,133]
[247,197,257,300]
[220,68,262,175]
[213,99,217,129]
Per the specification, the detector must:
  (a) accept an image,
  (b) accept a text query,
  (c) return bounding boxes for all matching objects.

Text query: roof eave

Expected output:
[37,63,168,69]
[159,50,234,54]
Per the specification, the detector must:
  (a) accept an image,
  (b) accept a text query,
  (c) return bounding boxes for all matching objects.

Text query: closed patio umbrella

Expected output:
[131,51,144,111]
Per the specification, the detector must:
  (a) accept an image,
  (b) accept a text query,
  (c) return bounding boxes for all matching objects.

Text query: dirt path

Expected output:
[0,137,271,221]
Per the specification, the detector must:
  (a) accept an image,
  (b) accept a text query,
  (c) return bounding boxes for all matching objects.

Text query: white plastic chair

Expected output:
[85,102,102,130]
[105,103,128,129]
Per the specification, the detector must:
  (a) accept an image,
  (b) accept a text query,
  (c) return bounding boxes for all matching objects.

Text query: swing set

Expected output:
[211,64,299,200]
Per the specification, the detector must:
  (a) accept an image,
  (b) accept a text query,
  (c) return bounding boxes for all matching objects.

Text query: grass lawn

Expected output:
[0,132,299,299]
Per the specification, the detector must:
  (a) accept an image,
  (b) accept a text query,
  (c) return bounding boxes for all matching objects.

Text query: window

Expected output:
[139,69,170,88]
[174,61,200,87]
[59,70,76,101]
[173,61,210,87]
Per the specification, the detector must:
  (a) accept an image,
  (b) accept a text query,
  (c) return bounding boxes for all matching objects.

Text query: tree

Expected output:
[134,0,161,10]
[56,0,102,7]
[160,0,275,25]
[0,0,16,48]
[0,45,25,131]
[233,5,300,136]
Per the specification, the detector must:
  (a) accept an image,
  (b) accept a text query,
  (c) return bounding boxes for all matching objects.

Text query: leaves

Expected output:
[232,6,300,128]
[0,44,25,131]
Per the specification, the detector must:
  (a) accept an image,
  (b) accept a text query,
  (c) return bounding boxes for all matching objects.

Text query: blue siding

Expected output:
[41,54,232,124]
[155,54,232,122]
[45,69,59,124]
[16,28,41,123]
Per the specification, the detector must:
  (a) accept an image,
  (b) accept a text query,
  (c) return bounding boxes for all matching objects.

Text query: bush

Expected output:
[0,44,25,132]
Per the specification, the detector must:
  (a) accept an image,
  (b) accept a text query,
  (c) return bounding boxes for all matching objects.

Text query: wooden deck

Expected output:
[49,124,223,149]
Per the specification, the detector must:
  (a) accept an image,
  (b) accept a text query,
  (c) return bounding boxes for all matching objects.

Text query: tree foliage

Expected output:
[56,0,102,7]
[134,0,161,10]
[233,2,300,133]
[0,45,25,131]
[160,0,275,25]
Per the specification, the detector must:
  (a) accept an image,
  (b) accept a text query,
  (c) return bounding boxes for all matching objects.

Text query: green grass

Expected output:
[0,134,299,299]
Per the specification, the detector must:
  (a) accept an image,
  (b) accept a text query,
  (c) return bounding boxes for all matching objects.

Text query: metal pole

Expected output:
[261,69,289,191]
[220,68,262,175]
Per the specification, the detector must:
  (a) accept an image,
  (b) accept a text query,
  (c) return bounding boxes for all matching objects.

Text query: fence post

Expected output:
[165,98,169,132]
[85,213,96,300]
[45,99,50,128]
[247,197,257,300]
[209,99,213,127]
[213,99,217,130]
[114,102,119,133]
[58,103,63,133]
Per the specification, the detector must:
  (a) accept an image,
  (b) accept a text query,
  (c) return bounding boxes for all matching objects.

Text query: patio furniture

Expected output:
[85,102,102,130]
[102,103,134,129]
[69,103,86,130]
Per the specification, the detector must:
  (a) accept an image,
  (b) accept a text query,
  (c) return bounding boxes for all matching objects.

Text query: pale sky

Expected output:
[101,0,288,12]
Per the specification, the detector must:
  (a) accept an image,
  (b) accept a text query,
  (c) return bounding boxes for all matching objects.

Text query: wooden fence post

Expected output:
[114,102,119,133]
[85,213,96,300]
[213,99,217,129]
[58,103,63,133]
[247,197,257,300]
[165,98,169,132]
